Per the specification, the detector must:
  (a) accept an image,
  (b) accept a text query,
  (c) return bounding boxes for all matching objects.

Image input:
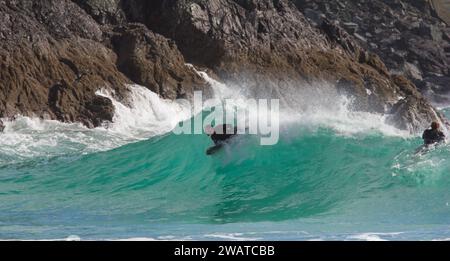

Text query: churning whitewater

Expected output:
[1,70,450,241]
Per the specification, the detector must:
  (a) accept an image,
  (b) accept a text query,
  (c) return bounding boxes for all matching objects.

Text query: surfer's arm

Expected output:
[422,130,427,140]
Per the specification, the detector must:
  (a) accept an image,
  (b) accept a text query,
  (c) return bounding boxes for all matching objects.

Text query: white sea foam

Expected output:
[347,232,403,241]
[432,238,450,241]
[66,235,81,241]
[277,95,408,137]
[226,80,408,137]
[198,72,409,138]
[0,68,411,162]
[0,69,229,162]
[204,233,262,241]
[0,86,200,163]
[0,117,117,162]
[113,237,157,241]
[96,85,193,138]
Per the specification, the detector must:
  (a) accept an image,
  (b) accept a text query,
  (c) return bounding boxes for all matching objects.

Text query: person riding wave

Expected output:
[205,124,238,146]
[422,121,446,146]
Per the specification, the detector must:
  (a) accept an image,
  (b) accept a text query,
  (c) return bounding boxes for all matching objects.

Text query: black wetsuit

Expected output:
[422,128,445,145]
[210,125,238,145]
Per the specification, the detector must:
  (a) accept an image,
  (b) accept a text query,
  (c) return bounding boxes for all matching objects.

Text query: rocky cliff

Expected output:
[0,0,447,133]
[0,0,207,128]
[294,0,450,105]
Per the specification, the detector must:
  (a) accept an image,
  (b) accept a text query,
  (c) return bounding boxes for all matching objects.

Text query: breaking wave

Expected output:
[1,69,449,241]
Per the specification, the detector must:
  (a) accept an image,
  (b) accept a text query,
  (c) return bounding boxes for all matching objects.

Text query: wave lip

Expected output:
[96,85,193,138]
[0,70,412,162]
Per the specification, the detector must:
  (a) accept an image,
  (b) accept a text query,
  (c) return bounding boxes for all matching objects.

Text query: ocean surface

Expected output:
[1,72,450,241]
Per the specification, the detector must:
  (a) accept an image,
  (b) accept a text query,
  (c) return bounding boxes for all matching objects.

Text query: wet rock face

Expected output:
[293,0,450,104]
[431,0,450,25]
[124,0,330,69]
[48,79,115,128]
[111,24,207,100]
[387,75,443,132]
[2,0,103,41]
[120,0,445,132]
[72,0,125,25]
[0,0,207,127]
[0,0,127,127]
[0,0,446,132]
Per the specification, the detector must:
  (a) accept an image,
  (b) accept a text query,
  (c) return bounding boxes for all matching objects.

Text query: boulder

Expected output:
[111,24,208,100]
[0,0,128,127]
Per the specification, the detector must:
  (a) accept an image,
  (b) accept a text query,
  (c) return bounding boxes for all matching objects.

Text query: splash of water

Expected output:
[0,69,410,162]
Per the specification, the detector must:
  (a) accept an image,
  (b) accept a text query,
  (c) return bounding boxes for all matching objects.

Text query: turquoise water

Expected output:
[0,108,450,241]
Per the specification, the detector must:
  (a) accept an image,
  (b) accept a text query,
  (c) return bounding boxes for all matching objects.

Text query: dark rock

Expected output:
[5,1,159,127]
[0,0,208,128]
[47,79,115,128]
[343,22,359,34]
[72,0,125,25]
[0,0,446,133]
[111,24,208,100]
[320,19,362,57]
[0,0,128,127]
[121,0,443,132]
[414,22,443,41]
[430,0,450,25]
[303,8,325,26]
[403,62,423,81]
[420,76,450,108]
[387,75,442,133]
[293,0,450,105]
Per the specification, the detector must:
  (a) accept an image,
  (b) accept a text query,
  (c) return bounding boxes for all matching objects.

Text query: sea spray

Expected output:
[172,91,281,145]
[96,85,193,137]
[0,83,450,240]
[0,70,412,162]
[1,118,450,240]
[193,68,410,138]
